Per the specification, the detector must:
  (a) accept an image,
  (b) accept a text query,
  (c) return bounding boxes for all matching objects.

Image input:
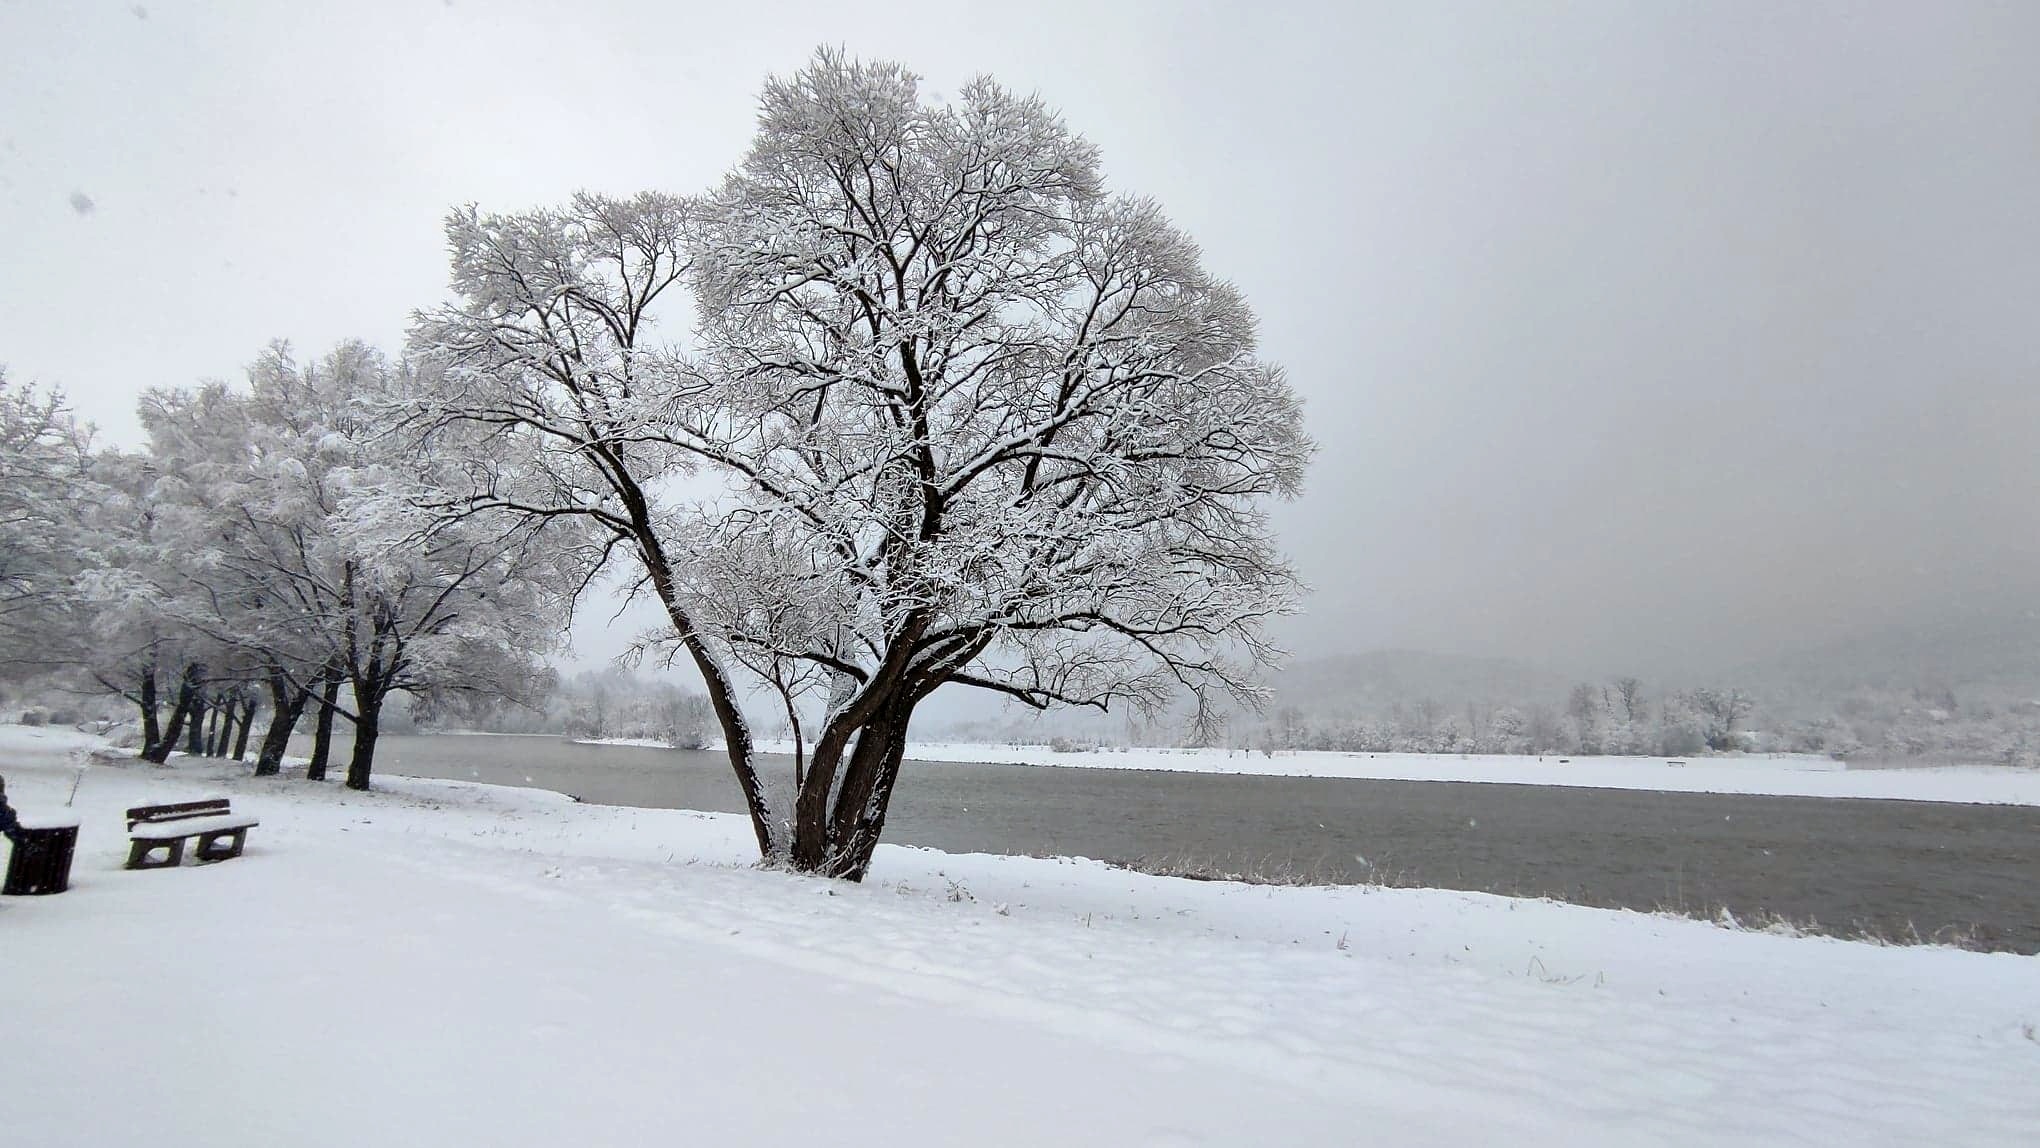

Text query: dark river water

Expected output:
[351,734,2040,953]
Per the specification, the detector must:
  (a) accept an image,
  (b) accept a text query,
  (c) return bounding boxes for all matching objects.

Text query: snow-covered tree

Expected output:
[1688,687,1755,751]
[232,343,576,789]
[64,451,196,759]
[1656,693,1710,756]
[0,371,95,670]
[1566,683,1605,754]
[127,379,308,766]
[20,343,575,786]
[1481,705,1530,754]
[415,49,1311,877]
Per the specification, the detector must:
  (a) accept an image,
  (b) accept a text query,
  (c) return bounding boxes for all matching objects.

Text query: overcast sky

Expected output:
[2,0,2035,678]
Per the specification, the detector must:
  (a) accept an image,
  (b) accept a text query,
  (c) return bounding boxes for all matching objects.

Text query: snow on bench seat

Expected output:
[129,813,260,840]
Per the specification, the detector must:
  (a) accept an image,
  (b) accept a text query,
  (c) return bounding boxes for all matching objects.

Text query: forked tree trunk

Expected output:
[783,689,921,880]
[147,702,182,764]
[255,671,309,777]
[620,465,929,873]
[306,675,341,782]
[145,665,202,764]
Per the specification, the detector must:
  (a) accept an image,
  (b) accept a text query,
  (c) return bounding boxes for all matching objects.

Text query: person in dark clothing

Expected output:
[0,773,23,842]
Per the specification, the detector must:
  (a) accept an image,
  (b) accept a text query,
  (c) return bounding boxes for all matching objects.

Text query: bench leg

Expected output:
[195,829,246,863]
[126,836,185,870]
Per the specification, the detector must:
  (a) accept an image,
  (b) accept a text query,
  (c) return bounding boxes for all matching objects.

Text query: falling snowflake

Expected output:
[67,191,95,215]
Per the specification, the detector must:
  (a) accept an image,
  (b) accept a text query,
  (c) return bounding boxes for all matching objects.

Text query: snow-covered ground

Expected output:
[750,740,2040,806]
[4,723,2037,1146]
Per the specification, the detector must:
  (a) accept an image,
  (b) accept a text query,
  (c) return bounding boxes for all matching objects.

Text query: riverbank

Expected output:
[287,731,2040,949]
[748,739,2040,805]
[4,724,2038,1145]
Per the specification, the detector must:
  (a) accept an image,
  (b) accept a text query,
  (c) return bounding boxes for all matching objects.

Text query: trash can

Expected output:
[3,811,81,895]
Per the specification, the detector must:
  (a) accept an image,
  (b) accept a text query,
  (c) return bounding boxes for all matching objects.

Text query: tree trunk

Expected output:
[835,736,911,881]
[780,687,917,879]
[204,701,224,757]
[635,535,775,857]
[136,668,162,760]
[794,724,857,870]
[306,674,341,782]
[345,683,382,791]
[827,697,915,881]
[231,698,255,761]
[145,665,202,764]
[255,671,309,777]
[185,693,208,756]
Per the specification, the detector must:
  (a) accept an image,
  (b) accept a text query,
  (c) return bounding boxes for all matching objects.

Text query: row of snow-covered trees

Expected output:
[1755,687,2040,767]
[1236,679,2040,766]
[4,50,1312,880]
[0,346,573,789]
[1237,680,1761,757]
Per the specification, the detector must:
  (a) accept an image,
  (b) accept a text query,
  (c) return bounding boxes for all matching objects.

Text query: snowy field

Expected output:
[4,723,2037,1146]
[743,740,2040,807]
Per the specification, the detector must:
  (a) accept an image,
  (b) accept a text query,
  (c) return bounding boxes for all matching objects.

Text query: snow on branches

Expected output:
[415,49,1312,876]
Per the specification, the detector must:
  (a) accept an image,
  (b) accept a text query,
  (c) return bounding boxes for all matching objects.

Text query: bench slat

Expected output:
[127,798,234,830]
[128,798,230,816]
[129,814,259,841]
[129,798,229,816]
[132,808,234,825]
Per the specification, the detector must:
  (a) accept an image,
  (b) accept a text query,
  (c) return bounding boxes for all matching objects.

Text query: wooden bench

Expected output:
[126,799,260,870]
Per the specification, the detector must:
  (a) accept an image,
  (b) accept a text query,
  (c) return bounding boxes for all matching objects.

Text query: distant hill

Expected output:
[919,613,2040,760]
[1726,611,2040,710]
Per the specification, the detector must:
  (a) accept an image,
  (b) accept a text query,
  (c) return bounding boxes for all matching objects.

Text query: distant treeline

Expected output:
[931,673,2040,766]
[1241,679,2039,764]
[427,669,715,750]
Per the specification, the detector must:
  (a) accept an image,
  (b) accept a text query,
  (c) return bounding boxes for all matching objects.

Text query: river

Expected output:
[352,733,2040,953]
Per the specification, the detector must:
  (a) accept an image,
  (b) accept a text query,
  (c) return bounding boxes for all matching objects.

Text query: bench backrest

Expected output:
[127,798,232,830]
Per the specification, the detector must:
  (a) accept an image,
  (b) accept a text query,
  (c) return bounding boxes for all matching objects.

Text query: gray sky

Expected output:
[3,0,2036,677]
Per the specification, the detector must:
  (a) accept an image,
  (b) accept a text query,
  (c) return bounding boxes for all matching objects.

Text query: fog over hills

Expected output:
[1725,611,2040,706]
[911,609,2040,765]
[1263,650,1574,719]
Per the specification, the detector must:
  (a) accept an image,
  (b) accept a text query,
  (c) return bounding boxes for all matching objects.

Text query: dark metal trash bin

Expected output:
[3,813,81,895]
